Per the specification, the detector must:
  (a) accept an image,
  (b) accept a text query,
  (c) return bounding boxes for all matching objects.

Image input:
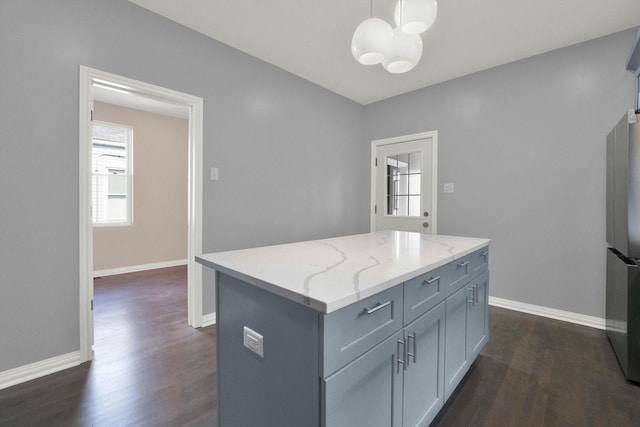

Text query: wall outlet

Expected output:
[243,326,264,357]
[444,183,454,193]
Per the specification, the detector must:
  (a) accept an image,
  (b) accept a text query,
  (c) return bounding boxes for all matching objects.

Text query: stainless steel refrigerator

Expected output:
[606,111,640,384]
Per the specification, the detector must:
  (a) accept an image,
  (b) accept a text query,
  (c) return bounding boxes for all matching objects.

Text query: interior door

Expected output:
[373,137,435,233]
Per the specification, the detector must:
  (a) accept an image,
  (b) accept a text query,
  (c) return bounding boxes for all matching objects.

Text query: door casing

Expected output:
[370,131,438,233]
[79,66,204,362]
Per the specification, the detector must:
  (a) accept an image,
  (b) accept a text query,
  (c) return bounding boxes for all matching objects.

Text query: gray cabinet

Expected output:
[444,268,490,400]
[402,301,446,427]
[214,245,489,427]
[467,271,489,361]
[321,285,404,377]
[471,248,489,278]
[443,283,470,400]
[323,301,446,427]
[322,330,404,427]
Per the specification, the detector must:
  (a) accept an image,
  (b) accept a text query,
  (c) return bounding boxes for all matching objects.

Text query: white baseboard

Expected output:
[0,351,81,391]
[489,296,606,330]
[93,259,188,277]
[201,312,216,327]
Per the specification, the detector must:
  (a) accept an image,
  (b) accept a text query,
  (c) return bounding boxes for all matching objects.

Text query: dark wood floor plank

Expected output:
[1,270,639,426]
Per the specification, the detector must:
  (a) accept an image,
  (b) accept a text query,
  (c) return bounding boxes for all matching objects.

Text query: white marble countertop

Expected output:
[196,231,490,313]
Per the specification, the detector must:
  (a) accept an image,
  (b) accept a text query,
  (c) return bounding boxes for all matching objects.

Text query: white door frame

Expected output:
[79,66,204,362]
[370,131,438,233]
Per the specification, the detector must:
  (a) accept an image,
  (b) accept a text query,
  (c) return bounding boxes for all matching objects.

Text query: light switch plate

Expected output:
[444,183,454,193]
[210,167,219,181]
[243,326,264,357]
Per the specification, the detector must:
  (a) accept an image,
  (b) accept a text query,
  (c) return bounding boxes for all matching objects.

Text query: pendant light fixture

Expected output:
[351,18,393,65]
[351,0,437,73]
[382,28,423,73]
[351,0,393,65]
[394,0,438,34]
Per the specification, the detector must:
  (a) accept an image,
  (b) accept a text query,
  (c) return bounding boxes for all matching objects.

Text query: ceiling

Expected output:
[129,0,640,105]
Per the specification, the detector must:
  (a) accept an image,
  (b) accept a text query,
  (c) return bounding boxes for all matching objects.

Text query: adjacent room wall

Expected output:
[92,101,188,272]
[0,0,367,373]
[365,29,638,319]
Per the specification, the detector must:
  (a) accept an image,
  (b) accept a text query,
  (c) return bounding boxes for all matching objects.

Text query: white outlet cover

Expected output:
[444,183,454,193]
[243,326,264,357]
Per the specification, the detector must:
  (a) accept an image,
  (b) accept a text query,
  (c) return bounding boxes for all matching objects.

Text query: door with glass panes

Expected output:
[374,136,435,233]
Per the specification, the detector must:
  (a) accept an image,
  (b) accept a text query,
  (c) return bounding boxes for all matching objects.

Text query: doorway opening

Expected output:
[370,131,438,233]
[79,66,204,363]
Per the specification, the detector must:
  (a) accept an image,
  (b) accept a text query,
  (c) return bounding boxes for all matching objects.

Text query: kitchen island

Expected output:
[196,231,490,427]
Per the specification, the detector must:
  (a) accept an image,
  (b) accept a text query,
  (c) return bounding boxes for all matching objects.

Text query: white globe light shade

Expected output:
[351,18,393,65]
[382,28,423,73]
[394,0,438,34]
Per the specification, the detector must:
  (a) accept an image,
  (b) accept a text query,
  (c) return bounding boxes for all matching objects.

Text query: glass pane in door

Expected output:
[386,151,421,217]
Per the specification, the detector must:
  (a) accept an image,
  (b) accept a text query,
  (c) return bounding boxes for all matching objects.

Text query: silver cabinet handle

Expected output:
[480,250,489,258]
[407,332,417,364]
[397,339,406,372]
[457,261,470,268]
[364,301,391,314]
[474,283,479,304]
[467,287,474,304]
[424,276,440,285]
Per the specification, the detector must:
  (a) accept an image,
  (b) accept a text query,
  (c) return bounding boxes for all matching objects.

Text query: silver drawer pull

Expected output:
[364,301,391,314]
[397,339,406,372]
[407,332,417,364]
[480,250,489,258]
[423,276,440,285]
[457,261,470,268]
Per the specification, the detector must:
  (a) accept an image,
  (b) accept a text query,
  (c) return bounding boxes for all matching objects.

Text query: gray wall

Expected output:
[0,0,636,375]
[365,29,637,318]
[0,0,367,372]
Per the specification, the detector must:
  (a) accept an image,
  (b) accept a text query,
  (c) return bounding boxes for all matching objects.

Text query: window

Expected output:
[92,121,133,225]
[386,151,421,217]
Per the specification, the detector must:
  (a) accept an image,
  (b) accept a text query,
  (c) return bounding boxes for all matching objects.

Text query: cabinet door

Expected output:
[467,271,489,361]
[323,330,404,427]
[403,301,445,427]
[444,284,472,400]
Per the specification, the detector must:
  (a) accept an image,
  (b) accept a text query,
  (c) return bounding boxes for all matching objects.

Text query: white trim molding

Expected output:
[79,66,205,363]
[489,296,606,330]
[93,259,188,278]
[0,351,81,391]
[201,312,217,327]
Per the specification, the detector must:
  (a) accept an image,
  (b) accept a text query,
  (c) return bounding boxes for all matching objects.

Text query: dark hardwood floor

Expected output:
[434,307,640,427]
[0,266,217,427]
[1,268,639,426]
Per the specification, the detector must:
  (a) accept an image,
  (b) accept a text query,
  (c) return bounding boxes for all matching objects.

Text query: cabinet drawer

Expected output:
[442,254,472,298]
[320,285,403,377]
[404,264,447,325]
[470,247,489,279]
